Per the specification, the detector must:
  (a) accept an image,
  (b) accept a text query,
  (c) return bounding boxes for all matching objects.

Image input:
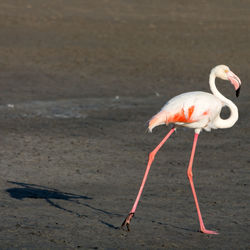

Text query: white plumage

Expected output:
[149,91,223,132]
[148,65,241,133]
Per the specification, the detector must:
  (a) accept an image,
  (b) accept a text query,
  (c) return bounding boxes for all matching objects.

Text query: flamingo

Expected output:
[121,65,241,235]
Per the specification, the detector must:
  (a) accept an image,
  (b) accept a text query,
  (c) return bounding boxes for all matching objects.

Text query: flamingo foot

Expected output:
[200,228,219,235]
[121,212,134,231]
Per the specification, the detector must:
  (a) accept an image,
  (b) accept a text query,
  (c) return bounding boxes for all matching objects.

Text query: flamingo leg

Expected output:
[121,127,176,231]
[187,133,218,235]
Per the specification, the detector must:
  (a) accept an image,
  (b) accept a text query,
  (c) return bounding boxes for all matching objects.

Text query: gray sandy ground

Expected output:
[0,0,249,249]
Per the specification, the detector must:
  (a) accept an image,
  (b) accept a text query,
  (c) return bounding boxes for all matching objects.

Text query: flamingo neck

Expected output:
[209,70,238,129]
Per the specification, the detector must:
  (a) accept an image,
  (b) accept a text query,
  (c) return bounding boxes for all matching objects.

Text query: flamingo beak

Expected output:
[236,86,241,97]
[227,71,241,97]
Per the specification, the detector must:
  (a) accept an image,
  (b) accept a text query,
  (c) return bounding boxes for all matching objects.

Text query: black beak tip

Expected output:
[236,86,241,97]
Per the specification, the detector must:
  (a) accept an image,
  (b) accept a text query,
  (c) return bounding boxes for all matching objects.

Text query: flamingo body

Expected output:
[149,91,223,132]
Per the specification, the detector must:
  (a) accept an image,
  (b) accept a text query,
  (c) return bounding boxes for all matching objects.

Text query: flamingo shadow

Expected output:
[6,181,92,217]
[6,181,122,229]
[7,181,91,201]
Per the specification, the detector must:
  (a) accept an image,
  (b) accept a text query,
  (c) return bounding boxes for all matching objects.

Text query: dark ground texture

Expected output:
[0,0,249,249]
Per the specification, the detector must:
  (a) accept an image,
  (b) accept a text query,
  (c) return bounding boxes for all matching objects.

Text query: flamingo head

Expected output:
[213,65,241,97]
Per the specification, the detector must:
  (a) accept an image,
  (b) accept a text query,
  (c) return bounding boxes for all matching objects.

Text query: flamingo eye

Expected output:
[224,69,229,73]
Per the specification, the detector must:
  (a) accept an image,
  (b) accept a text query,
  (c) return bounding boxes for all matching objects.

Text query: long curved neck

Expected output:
[209,70,238,129]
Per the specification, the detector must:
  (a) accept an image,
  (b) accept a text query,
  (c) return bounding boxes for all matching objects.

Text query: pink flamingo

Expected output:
[121,65,241,235]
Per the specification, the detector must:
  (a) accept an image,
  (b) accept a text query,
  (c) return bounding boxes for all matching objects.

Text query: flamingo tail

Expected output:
[148,111,167,132]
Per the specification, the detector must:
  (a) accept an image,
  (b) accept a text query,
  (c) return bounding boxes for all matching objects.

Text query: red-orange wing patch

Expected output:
[168,105,196,124]
[188,105,195,119]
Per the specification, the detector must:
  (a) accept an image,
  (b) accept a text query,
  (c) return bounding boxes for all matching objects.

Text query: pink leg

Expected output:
[187,133,218,235]
[121,128,176,231]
